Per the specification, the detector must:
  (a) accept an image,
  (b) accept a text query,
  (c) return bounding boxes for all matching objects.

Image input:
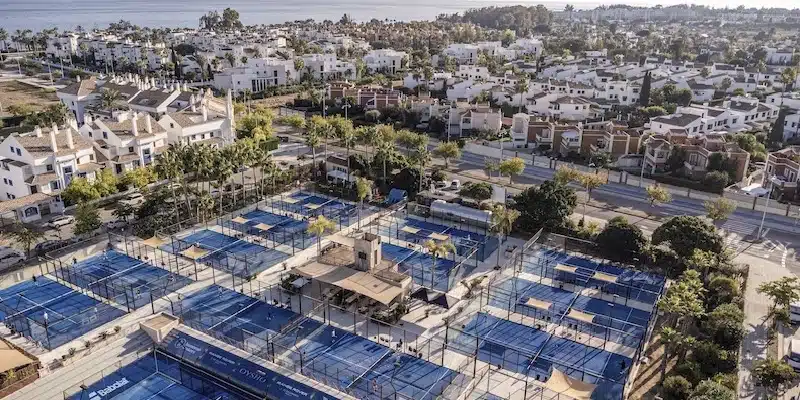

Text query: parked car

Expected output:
[434,181,449,189]
[105,219,128,230]
[120,192,145,206]
[0,250,25,268]
[445,180,461,191]
[34,240,67,256]
[48,215,75,229]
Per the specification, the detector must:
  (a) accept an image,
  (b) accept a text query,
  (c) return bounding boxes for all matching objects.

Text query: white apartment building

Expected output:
[80,111,167,176]
[158,93,237,147]
[57,76,100,125]
[301,54,355,81]
[45,34,79,60]
[509,38,543,57]
[764,47,795,65]
[525,94,600,122]
[648,98,779,136]
[213,58,295,94]
[363,49,407,75]
[0,122,100,222]
[446,104,503,137]
[594,81,641,106]
[457,65,490,81]
[442,44,480,65]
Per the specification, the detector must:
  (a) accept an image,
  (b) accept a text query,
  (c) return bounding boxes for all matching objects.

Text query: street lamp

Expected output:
[638,136,653,188]
[321,83,331,118]
[342,103,351,120]
[758,175,776,240]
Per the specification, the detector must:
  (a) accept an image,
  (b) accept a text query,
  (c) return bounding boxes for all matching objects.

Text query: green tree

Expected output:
[707,275,740,310]
[577,171,604,221]
[704,198,736,224]
[596,216,647,263]
[702,171,730,193]
[703,303,745,351]
[752,358,797,397]
[757,276,800,324]
[645,184,671,207]
[659,326,687,382]
[434,142,461,168]
[307,215,336,255]
[4,224,44,258]
[74,203,101,236]
[499,157,525,184]
[484,159,499,178]
[662,375,693,400]
[458,182,493,201]
[692,379,735,400]
[513,180,577,232]
[113,201,135,222]
[62,177,100,204]
[652,216,723,259]
[304,132,321,181]
[553,165,580,185]
[659,269,706,331]
[424,239,456,288]
[93,169,118,197]
[732,88,745,97]
[122,166,158,190]
[490,204,520,266]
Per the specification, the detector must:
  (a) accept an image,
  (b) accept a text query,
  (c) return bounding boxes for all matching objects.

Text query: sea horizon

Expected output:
[0,0,796,32]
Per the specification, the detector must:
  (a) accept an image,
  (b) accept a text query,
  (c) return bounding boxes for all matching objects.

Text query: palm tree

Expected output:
[779,67,798,114]
[340,128,357,194]
[196,191,215,223]
[490,205,520,267]
[659,327,684,382]
[304,132,321,181]
[100,88,121,110]
[357,126,379,174]
[4,224,44,259]
[0,29,9,53]
[375,139,397,180]
[410,146,431,192]
[211,150,234,214]
[225,52,236,68]
[424,240,455,288]
[154,147,185,222]
[78,42,89,66]
[514,75,529,114]
[307,215,336,255]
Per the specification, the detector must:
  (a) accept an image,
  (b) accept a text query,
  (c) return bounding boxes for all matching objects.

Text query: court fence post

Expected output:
[150,292,155,314]
[123,289,131,313]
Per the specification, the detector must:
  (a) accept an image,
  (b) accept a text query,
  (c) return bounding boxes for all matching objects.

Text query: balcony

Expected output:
[645,151,667,163]
[590,143,609,153]
[772,175,798,188]
[535,132,552,144]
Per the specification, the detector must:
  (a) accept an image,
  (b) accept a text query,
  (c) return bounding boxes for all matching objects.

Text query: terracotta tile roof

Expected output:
[59,77,97,97]
[167,111,225,128]
[16,127,94,158]
[99,117,166,139]
[0,192,54,213]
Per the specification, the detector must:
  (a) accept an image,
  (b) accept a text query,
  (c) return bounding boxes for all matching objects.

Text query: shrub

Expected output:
[674,361,704,385]
[663,375,693,400]
[458,182,493,201]
[365,109,381,122]
[430,169,447,182]
[702,171,730,193]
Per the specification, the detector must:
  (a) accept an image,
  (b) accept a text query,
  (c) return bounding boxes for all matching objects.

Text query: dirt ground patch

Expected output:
[629,315,670,399]
[252,93,299,109]
[0,80,59,117]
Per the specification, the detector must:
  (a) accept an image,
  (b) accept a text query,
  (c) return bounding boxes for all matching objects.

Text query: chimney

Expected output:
[131,113,139,136]
[202,105,208,121]
[145,114,153,133]
[65,127,75,149]
[76,75,81,82]
[49,123,59,152]
[183,82,188,91]
[34,126,43,137]
[191,103,197,113]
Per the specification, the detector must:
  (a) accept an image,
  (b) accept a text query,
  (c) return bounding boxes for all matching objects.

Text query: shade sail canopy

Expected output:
[282,197,301,204]
[593,272,618,283]
[429,232,450,241]
[544,369,596,400]
[567,309,595,324]
[143,236,167,248]
[0,341,35,373]
[401,226,420,234]
[555,264,578,274]
[254,223,273,231]
[231,216,250,224]
[526,298,552,310]
[293,262,403,306]
[181,245,209,260]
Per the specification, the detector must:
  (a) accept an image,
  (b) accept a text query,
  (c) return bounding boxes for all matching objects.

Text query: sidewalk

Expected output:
[737,252,792,400]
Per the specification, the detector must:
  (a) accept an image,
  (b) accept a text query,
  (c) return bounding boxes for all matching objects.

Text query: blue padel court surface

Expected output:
[224,208,317,250]
[382,243,463,291]
[0,277,126,349]
[523,250,666,306]
[179,285,298,345]
[53,250,192,310]
[451,313,628,400]
[165,229,290,278]
[296,324,465,399]
[376,217,499,262]
[179,285,465,399]
[489,277,650,348]
[269,192,358,224]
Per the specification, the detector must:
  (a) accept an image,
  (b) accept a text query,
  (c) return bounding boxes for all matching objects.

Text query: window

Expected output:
[15,148,20,156]
[7,179,12,186]
[46,164,53,172]
[128,146,134,153]
[50,181,60,190]
[103,132,108,139]
[9,146,13,153]
[2,178,6,184]
[358,251,367,260]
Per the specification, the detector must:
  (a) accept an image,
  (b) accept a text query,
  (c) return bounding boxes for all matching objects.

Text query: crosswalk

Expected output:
[719,220,791,269]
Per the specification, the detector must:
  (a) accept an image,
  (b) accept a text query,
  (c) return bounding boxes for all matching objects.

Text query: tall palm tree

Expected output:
[357,125,379,174]
[424,240,455,289]
[514,75,529,114]
[0,29,8,53]
[211,149,234,214]
[410,146,431,192]
[304,132,321,181]
[78,42,89,66]
[490,205,520,267]
[307,215,336,255]
[340,129,357,193]
[659,327,684,383]
[375,139,397,180]
[196,191,215,223]
[155,147,185,222]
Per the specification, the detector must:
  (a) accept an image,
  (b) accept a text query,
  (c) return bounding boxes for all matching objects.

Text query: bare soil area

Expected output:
[0,80,59,117]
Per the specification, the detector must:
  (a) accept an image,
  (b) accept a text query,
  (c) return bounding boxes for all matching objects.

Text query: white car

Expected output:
[48,215,75,229]
[0,251,25,268]
[105,219,128,229]
[120,193,145,206]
